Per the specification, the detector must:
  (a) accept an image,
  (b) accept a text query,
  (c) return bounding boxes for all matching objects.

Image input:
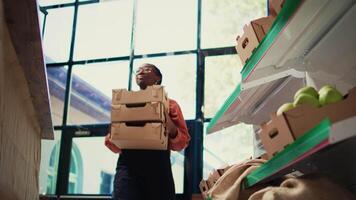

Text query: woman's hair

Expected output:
[144,63,162,85]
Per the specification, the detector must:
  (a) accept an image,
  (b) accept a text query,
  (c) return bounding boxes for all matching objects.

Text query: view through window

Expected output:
[39,0,266,196]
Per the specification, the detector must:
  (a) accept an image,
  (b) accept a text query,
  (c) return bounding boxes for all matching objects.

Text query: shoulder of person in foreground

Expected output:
[168,99,191,151]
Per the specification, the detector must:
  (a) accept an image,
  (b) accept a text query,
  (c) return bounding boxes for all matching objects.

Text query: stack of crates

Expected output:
[110,85,169,150]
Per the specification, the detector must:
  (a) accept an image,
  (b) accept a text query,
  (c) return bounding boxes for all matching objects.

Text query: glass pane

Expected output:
[68,138,184,194]
[203,123,253,179]
[39,131,62,195]
[68,61,129,125]
[204,55,243,118]
[131,55,196,119]
[201,0,267,48]
[43,7,74,63]
[38,0,74,6]
[135,0,196,54]
[171,151,185,193]
[68,137,118,194]
[74,1,133,60]
[47,66,68,126]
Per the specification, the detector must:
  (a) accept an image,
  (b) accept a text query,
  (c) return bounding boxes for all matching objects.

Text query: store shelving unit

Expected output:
[207,0,356,134]
[206,0,356,194]
[245,117,356,190]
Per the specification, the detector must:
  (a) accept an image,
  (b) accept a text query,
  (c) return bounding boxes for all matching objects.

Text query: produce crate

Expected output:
[260,87,356,157]
[236,16,275,64]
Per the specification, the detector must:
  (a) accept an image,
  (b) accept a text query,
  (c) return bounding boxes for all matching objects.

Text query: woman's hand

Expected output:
[165,111,178,139]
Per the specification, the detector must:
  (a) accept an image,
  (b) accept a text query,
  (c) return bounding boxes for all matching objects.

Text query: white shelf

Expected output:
[207,0,356,133]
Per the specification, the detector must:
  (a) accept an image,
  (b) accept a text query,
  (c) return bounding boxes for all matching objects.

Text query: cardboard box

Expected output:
[236,16,275,64]
[112,85,168,110]
[260,87,356,157]
[110,122,168,150]
[111,102,165,123]
[269,0,285,17]
[206,170,221,188]
[216,165,232,176]
[199,180,210,199]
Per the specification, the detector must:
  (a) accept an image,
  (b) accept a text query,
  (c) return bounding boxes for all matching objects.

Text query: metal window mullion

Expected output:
[41,0,99,10]
[40,7,48,37]
[189,0,204,195]
[56,0,80,195]
[128,0,137,91]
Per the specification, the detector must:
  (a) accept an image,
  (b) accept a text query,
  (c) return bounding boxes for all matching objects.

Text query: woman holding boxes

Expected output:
[105,63,191,200]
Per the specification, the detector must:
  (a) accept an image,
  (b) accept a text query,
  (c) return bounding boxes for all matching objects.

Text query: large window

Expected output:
[39,131,61,194]
[68,61,129,125]
[204,55,243,118]
[203,123,253,179]
[201,0,267,48]
[43,7,73,63]
[47,67,68,126]
[68,137,118,194]
[74,1,133,60]
[203,54,253,179]
[135,0,197,54]
[39,0,267,196]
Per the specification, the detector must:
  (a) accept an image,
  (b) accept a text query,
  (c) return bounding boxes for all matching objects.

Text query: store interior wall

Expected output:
[0,1,41,199]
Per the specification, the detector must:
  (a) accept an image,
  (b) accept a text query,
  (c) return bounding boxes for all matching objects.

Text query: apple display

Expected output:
[294,86,319,100]
[319,85,343,106]
[293,93,320,107]
[276,103,295,115]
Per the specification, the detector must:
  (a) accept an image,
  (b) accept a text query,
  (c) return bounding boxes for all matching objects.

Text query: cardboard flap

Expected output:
[345,87,356,98]
[112,85,168,105]
[260,114,294,157]
[283,104,318,118]
[112,89,124,102]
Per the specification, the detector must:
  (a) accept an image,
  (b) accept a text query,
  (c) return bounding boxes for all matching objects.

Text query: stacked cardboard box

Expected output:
[110,85,169,150]
[260,87,356,158]
[235,15,275,64]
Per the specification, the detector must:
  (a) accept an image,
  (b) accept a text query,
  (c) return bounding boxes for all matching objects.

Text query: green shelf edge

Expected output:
[244,119,331,188]
[241,0,303,80]
[206,0,303,134]
[206,84,241,134]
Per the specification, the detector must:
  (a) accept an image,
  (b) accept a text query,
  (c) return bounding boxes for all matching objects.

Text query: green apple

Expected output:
[294,86,319,100]
[276,103,295,115]
[319,85,343,106]
[293,93,320,107]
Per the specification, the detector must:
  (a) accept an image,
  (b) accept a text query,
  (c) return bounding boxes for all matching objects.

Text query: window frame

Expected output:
[39,0,267,197]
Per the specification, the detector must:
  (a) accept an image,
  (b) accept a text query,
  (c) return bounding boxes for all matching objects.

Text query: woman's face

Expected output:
[135,64,160,90]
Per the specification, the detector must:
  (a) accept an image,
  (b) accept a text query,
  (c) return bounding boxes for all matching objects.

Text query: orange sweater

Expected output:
[105,99,191,153]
